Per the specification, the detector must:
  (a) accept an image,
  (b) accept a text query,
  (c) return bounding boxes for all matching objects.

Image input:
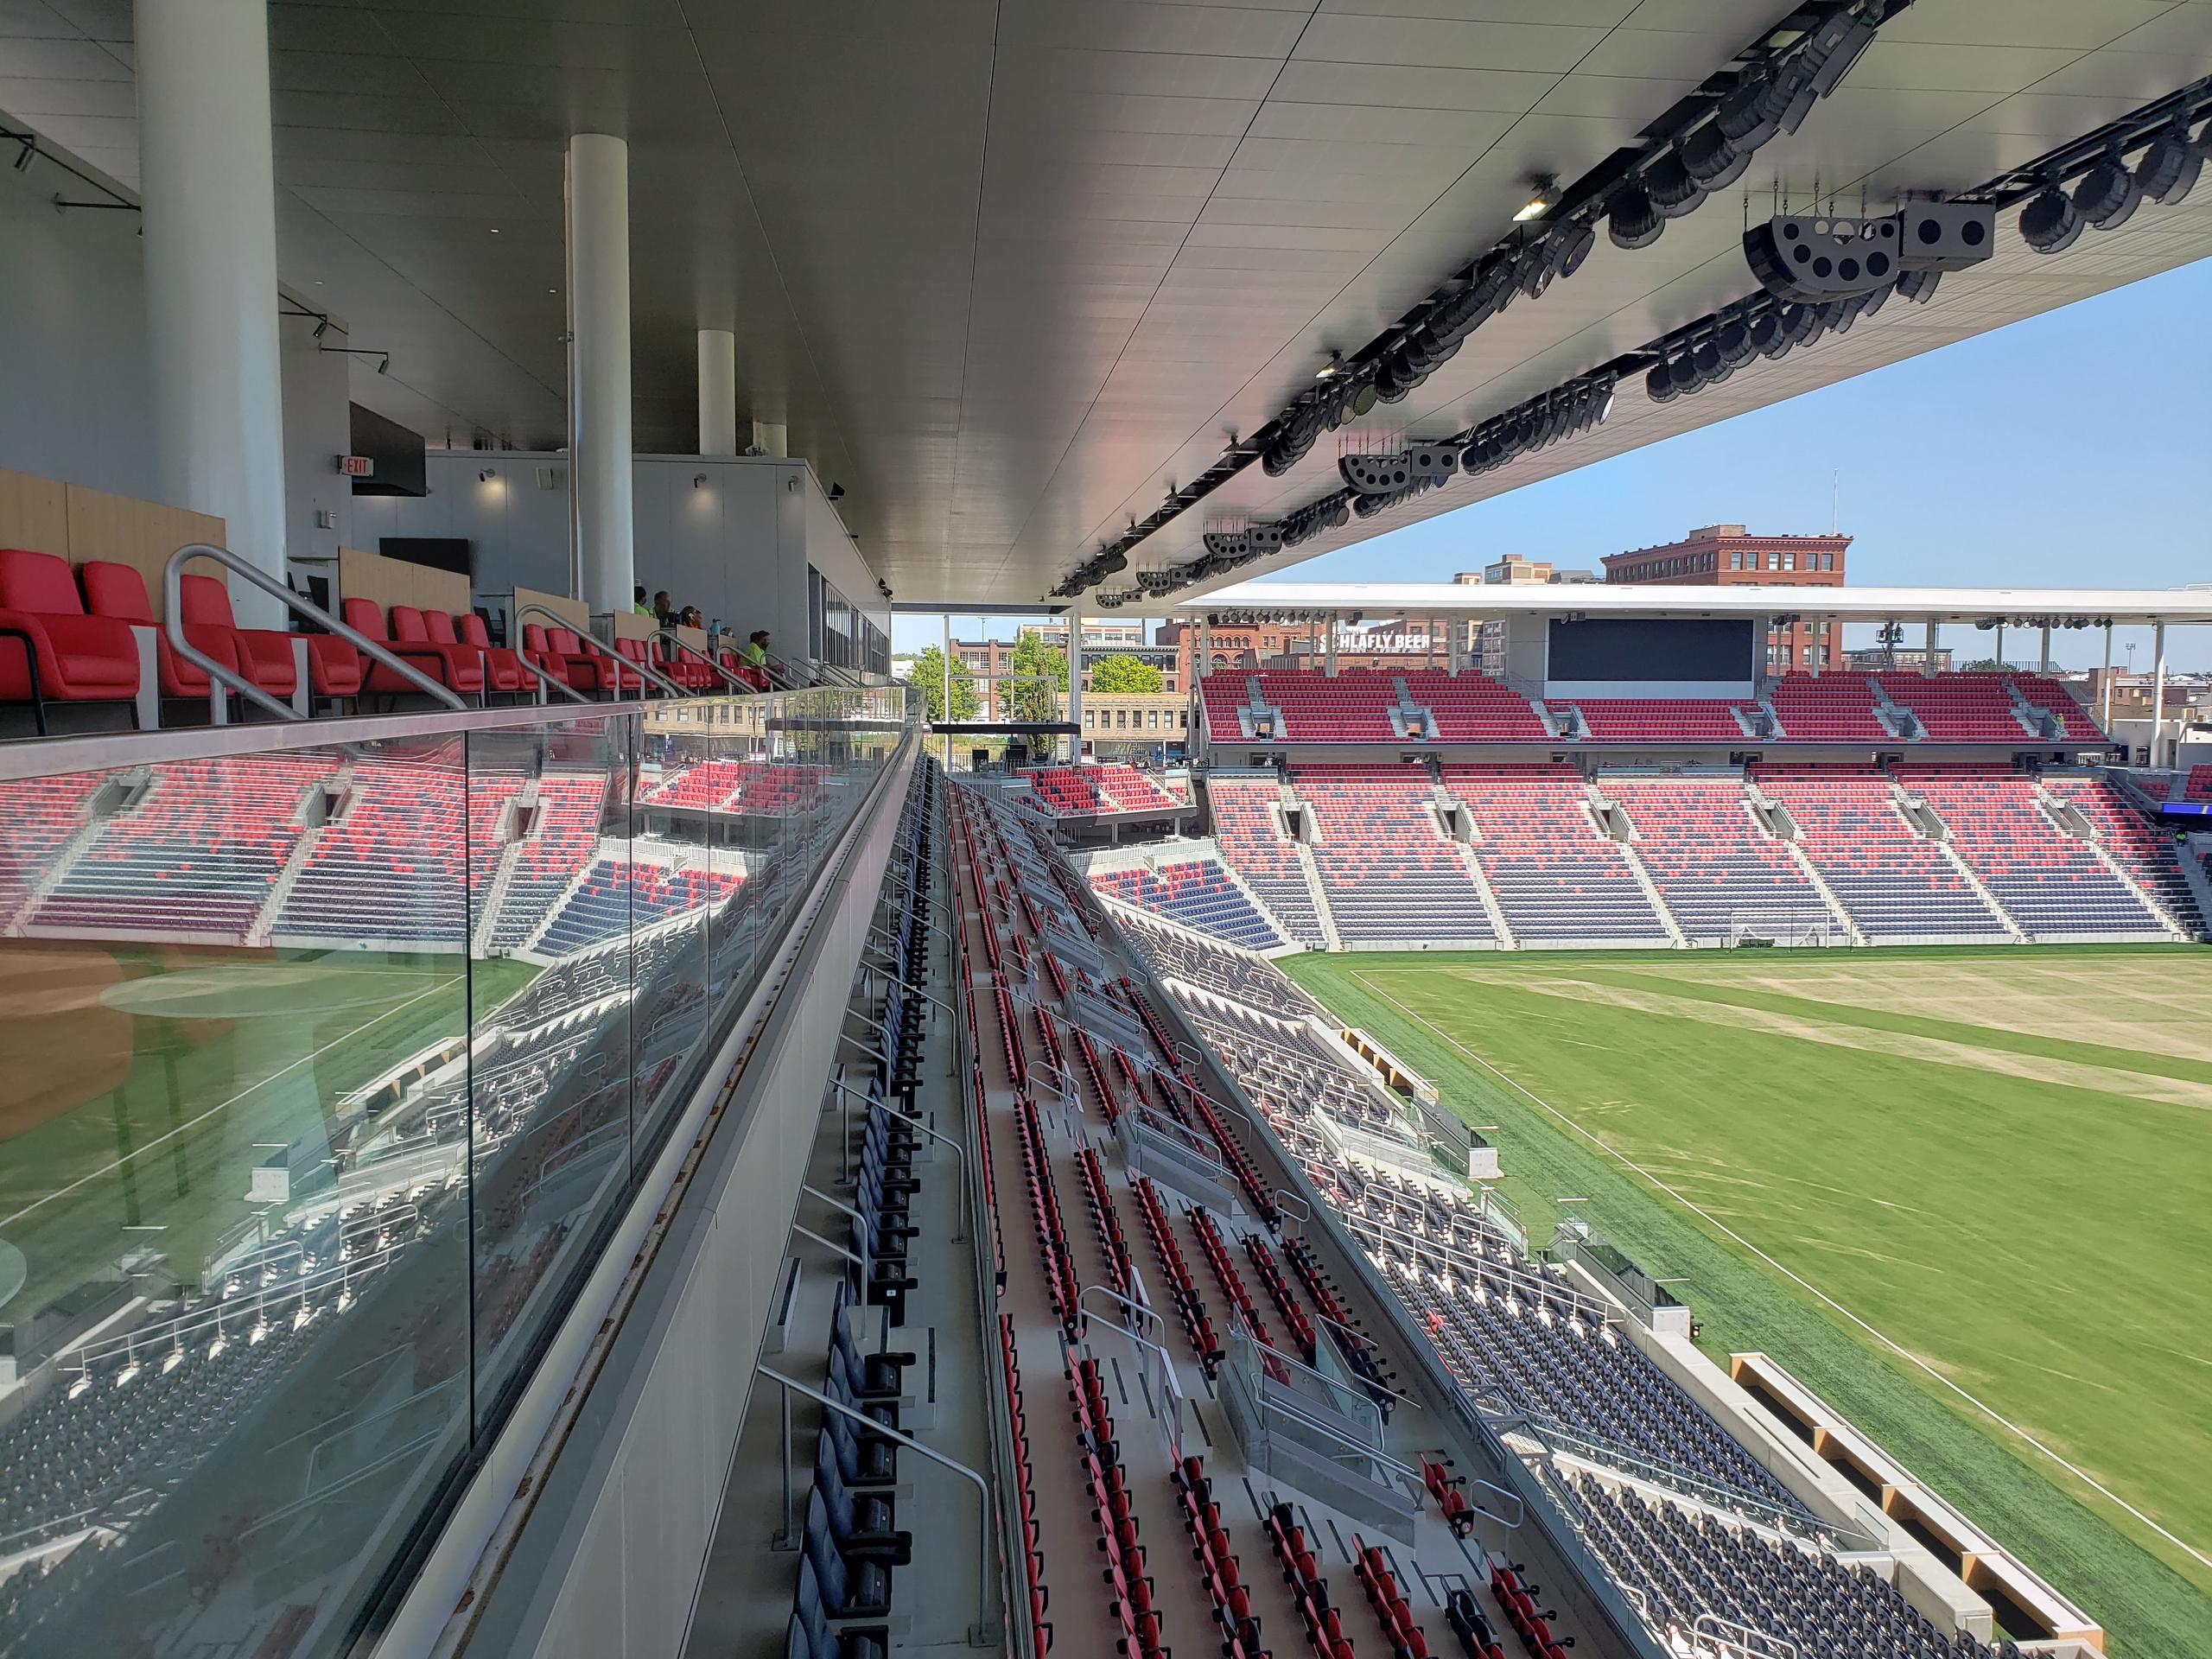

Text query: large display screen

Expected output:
[1548,617,1753,683]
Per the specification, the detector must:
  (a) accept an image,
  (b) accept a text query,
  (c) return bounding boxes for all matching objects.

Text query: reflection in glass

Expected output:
[0,687,913,1659]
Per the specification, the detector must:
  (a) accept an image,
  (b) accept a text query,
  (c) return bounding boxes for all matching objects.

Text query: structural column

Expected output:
[566,133,635,616]
[2101,624,2114,732]
[697,329,737,454]
[1065,613,1084,762]
[2149,622,2167,767]
[1324,613,1338,677]
[1924,620,1937,677]
[137,0,289,628]
[2038,622,2052,674]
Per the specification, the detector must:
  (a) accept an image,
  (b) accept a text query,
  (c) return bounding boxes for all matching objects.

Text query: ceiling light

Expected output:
[311,317,327,340]
[1715,316,1754,365]
[1514,175,1558,220]
[1678,123,1747,188]
[377,353,390,375]
[1748,310,1785,356]
[489,226,500,234]
[2018,181,2083,252]
[1644,152,1704,219]
[1894,267,1942,303]
[2133,121,2202,205]
[692,473,707,488]
[2071,147,2142,229]
[1315,351,1345,380]
[1607,183,1663,250]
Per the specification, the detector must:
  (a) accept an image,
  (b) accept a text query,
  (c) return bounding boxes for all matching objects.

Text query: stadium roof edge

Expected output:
[1166,583,2212,626]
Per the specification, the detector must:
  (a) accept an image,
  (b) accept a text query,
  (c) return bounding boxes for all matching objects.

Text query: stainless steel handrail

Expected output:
[648,626,749,693]
[512,646,592,704]
[512,602,685,699]
[162,543,466,719]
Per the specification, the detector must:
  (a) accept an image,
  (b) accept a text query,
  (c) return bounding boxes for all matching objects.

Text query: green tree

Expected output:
[1008,632,1067,723]
[1089,652,1163,695]
[1959,658,2007,672]
[906,645,980,723]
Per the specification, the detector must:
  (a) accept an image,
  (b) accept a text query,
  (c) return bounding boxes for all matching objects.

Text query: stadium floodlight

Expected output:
[1645,151,1705,219]
[1666,352,1700,394]
[1678,122,1750,189]
[1715,315,1756,366]
[2133,120,2203,205]
[2018,181,2083,252]
[2071,146,2143,230]
[1607,182,1664,250]
[1894,267,1942,303]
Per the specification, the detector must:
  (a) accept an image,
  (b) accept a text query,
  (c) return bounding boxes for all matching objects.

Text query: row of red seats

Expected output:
[1265,1497,1358,1659]
[1244,1233,1319,1365]
[1071,1027,1123,1128]
[1130,1176,1223,1376]
[1032,1004,1068,1089]
[1186,1205,1274,1354]
[1353,1535,1431,1659]
[1073,1146,1135,1299]
[1173,1455,1266,1659]
[999,1313,1053,1654]
[1013,1098,1082,1333]
[1185,1085,1281,1230]
[0,550,366,726]
[1489,1560,1569,1659]
[1286,1238,1398,1419]
[1421,1458,1478,1541]
[993,982,1028,1093]
[1066,1349,1166,1659]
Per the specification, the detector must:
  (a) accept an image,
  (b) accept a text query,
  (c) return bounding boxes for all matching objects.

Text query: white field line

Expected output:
[0,979,453,1235]
[1347,967,2212,1575]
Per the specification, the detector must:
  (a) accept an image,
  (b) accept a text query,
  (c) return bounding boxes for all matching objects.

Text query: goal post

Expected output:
[1724,906,1848,948]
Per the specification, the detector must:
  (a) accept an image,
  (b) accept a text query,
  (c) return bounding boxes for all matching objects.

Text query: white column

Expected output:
[696,329,737,454]
[137,0,288,629]
[2150,622,2167,767]
[565,133,634,616]
[1924,620,1937,677]
[941,613,952,770]
[1325,614,1338,677]
[1065,614,1085,763]
[2101,625,2113,732]
[1994,622,2005,669]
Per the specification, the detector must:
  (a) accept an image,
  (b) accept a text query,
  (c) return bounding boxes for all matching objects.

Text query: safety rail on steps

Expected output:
[162,542,465,720]
[512,602,685,698]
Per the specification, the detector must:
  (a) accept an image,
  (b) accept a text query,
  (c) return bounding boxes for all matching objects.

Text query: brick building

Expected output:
[1603,524,1851,672]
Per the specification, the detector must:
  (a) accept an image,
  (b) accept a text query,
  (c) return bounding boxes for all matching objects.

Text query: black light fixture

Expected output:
[1678,122,1748,188]
[1606,183,1663,250]
[2018,180,2083,252]
[2133,119,2203,205]
[1894,267,1942,303]
[377,353,390,374]
[828,481,845,500]
[1645,151,1704,219]
[2071,144,2142,229]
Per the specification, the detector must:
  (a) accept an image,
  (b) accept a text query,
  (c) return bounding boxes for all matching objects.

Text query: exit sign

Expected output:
[337,454,375,478]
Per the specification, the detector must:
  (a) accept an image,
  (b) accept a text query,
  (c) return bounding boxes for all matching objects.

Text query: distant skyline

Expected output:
[899,257,2211,671]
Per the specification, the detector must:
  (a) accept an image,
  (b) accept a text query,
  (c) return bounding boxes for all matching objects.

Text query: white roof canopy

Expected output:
[1168,582,2212,627]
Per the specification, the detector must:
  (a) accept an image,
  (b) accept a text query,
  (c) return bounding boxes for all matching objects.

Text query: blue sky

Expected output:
[904,256,2211,669]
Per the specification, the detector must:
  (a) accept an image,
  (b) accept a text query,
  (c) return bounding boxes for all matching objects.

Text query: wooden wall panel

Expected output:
[512,586,588,632]
[0,466,70,556]
[339,547,469,618]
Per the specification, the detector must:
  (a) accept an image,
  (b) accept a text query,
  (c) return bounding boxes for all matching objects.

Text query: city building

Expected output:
[1605,524,1851,671]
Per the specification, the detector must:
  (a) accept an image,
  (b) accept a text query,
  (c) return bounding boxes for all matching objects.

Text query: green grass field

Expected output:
[1285,944,2212,1659]
[0,944,537,1322]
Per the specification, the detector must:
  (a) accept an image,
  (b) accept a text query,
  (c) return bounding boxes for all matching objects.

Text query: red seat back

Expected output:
[550,627,585,654]
[0,548,89,614]
[524,623,552,652]
[342,597,391,641]
[458,613,494,647]
[77,561,155,625]
[179,573,239,628]
[391,605,430,642]
[423,609,461,645]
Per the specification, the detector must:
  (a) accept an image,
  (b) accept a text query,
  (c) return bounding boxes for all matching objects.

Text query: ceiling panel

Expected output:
[0,0,2206,607]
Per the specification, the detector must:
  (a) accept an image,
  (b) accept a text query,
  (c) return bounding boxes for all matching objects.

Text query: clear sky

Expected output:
[900,257,2211,670]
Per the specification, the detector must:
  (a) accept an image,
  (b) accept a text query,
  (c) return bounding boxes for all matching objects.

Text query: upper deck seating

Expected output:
[1021,766,1111,816]
[1897,765,2166,938]
[1400,671,1548,741]
[1199,672,1256,740]
[1877,674,2032,743]
[1255,671,1400,741]
[1751,765,2006,939]
[2008,675,2105,741]
[1768,673,1886,741]
[2187,765,2212,803]
[1090,763,1182,809]
[1207,776,1324,945]
[1442,764,1669,943]
[1604,774,1821,942]
[1563,698,1758,742]
[34,755,321,937]
[1293,763,1493,942]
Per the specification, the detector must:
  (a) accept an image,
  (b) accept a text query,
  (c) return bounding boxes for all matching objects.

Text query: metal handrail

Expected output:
[512,602,684,699]
[648,626,750,692]
[162,543,465,718]
[512,647,592,704]
[758,1363,1001,1646]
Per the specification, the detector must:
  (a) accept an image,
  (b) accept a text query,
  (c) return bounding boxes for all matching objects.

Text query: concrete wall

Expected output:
[278,312,353,567]
[349,453,572,603]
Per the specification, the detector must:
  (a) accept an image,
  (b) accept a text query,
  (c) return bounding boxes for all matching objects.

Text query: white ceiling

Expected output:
[2,0,2209,607]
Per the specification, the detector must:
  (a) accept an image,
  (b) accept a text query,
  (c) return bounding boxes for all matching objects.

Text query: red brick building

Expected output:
[1603,524,1851,672]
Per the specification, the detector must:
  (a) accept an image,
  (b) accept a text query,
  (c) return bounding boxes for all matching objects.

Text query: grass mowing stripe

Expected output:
[1282,950,2212,1659]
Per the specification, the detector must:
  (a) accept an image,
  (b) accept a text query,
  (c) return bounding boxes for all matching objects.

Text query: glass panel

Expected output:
[467,715,635,1422]
[629,703,717,1165]
[0,741,471,1656]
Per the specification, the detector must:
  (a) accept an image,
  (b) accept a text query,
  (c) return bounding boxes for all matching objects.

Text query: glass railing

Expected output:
[0,683,918,1658]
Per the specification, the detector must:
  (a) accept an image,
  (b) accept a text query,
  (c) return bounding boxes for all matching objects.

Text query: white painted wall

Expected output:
[278,312,353,565]
[0,158,158,499]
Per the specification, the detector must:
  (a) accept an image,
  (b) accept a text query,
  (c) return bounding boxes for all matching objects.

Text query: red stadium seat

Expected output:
[455,611,526,696]
[77,559,233,703]
[180,573,360,706]
[0,547,142,730]
[344,598,484,701]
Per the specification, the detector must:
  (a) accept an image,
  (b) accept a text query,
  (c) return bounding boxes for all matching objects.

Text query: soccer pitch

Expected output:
[1285,944,2212,1659]
[0,944,537,1323]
